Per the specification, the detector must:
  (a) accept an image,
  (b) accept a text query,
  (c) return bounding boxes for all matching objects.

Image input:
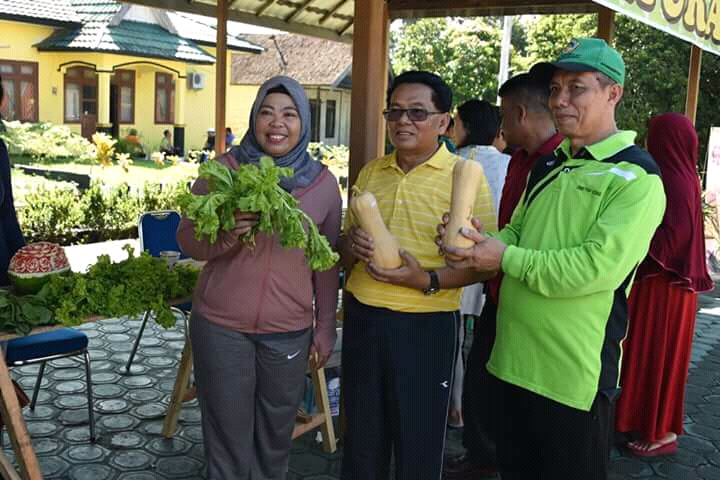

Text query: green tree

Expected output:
[518,14,597,70]
[521,14,719,166]
[612,17,689,144]
[390,13,720,168]
[391,18,502,105]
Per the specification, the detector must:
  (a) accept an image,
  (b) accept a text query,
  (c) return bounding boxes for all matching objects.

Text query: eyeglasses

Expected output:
[382,108,445,122]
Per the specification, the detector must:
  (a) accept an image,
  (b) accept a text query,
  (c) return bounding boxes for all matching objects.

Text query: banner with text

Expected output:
[593,0,720,56]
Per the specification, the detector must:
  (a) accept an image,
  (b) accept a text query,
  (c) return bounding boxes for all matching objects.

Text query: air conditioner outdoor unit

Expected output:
[188,72,205,90]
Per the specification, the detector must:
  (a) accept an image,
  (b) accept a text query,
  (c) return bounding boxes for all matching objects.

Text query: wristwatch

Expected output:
[423,270,440,295]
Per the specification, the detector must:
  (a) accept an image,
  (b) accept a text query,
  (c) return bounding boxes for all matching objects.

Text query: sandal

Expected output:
[627,433,678,457]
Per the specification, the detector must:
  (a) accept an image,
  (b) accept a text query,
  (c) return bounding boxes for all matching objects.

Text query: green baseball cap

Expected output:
[531,37,625,86]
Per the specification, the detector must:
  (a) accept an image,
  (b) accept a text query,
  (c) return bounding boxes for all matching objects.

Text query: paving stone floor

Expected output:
[3,291,720,479]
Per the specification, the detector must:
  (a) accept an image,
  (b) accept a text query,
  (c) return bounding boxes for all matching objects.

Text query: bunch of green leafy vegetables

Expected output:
[39,245,199,329]
[0,288,55,335]
[178,157,339,271]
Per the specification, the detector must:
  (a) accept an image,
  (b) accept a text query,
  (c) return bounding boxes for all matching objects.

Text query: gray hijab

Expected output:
[231,75,323,191]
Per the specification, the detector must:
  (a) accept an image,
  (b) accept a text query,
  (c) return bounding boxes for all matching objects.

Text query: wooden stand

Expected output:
[161,340,338,453]
[0,355,41,479]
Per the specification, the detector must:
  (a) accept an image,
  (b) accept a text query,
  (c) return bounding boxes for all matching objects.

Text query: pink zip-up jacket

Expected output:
[177,153,342,357]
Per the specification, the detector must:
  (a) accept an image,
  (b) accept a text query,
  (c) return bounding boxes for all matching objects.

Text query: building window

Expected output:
[112,69,135,124]
[155,73,175,124]
[0,60,38,122]
[64,67,97,123]
[309,99,320,142]
[325,100,336,139]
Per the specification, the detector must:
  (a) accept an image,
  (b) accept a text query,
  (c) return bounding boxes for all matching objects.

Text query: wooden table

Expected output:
[0,298,194,480]
[0,302,339,479]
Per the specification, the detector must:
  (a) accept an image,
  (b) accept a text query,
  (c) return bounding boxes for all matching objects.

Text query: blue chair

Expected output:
[6,328,95,441]
[125,211,191,373]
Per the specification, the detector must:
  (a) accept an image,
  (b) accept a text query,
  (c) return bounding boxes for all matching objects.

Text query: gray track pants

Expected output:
[190,312,312,480]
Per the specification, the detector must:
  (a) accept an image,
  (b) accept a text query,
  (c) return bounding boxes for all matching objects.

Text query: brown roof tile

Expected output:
[231,33,351,87]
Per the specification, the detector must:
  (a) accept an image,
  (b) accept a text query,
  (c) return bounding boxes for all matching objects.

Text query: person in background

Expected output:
[440,38,666,479]
[125,128,146,157]
[444,72,563,480]
[177,75,341,480]
[439,116,458,153]
[454,100,509,215]
[615,112,713,457]
[200,129,216,163]
[493,129,508,154]
[0,75,25,286]
[160,129,175,157]
[225,127,236,148]
[340,70,497,480]
[448,98,509,429]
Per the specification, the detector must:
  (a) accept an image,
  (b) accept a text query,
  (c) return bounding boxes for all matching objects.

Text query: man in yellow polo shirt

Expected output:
[339,70,497,480]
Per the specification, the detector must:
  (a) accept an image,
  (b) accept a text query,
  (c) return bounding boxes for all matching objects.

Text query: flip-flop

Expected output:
[627,439,678,457]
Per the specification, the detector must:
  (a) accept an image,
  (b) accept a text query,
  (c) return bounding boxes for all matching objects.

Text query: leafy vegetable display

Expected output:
[0,289,55,336]
[41,245,198,329]
[179,157,339,271]
[0,245,199,335]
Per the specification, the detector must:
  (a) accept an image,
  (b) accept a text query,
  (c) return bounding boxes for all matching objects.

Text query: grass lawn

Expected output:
[10,155,198,187]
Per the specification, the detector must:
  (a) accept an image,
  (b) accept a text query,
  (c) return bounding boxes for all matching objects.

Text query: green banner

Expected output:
[593,0,720,56]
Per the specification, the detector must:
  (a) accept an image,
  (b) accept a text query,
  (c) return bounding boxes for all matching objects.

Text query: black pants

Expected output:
[492,376,614,480]
[340,296,458,480]
[461,298,498,467]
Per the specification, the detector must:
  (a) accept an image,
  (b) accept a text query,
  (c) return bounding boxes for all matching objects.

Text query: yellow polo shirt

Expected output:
[344,144,497,313]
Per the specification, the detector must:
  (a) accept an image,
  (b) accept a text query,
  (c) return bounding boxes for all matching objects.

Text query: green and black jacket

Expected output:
[488,131,666,411]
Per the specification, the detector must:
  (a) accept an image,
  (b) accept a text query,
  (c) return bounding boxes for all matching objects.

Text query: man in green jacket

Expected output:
[443,38,666,479]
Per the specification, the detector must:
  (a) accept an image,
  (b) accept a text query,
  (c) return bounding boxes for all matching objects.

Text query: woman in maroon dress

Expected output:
[616,112,714,456]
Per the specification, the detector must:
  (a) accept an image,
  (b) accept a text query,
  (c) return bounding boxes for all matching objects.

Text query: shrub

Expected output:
[0,120,94,162]
[18,184,84,244]
[308,142,349,190]
[17,180,190,245]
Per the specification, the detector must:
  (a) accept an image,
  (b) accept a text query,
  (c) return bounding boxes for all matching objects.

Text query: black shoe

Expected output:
[444,453,497,479]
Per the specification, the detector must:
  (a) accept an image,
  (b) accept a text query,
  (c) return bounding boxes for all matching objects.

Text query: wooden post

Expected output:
[215,0,228,155]
[596,6,615,43]
[349,0,389,189]
[0,357,41,479]
[162,340,193,437]
[685,45,702,125]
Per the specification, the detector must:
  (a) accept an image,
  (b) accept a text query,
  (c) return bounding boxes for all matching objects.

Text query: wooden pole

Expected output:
[685,45,702,125]
[215,0,228,155]
[0,357,41,479]
[348,0,389,189]
[596,6,615,43]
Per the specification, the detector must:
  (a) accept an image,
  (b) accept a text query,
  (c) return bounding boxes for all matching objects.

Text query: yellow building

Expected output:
[231,34,353,146]
[0,0,264,154]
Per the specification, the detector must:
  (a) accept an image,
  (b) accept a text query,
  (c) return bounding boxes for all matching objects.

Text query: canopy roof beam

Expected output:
[388,0,597,17]
[321,0,349,24]
[124,0,352,42]
[286,0,315,23]
[256,0,277,16]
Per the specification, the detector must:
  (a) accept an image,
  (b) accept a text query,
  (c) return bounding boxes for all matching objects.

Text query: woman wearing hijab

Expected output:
[177,76,342,479]
[615,112,713,457]
[0,75,25,286]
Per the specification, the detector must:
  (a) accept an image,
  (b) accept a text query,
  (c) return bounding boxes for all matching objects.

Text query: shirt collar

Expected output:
[535,132,565,157]
[381,143,454,171]
[555,130,637,162]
